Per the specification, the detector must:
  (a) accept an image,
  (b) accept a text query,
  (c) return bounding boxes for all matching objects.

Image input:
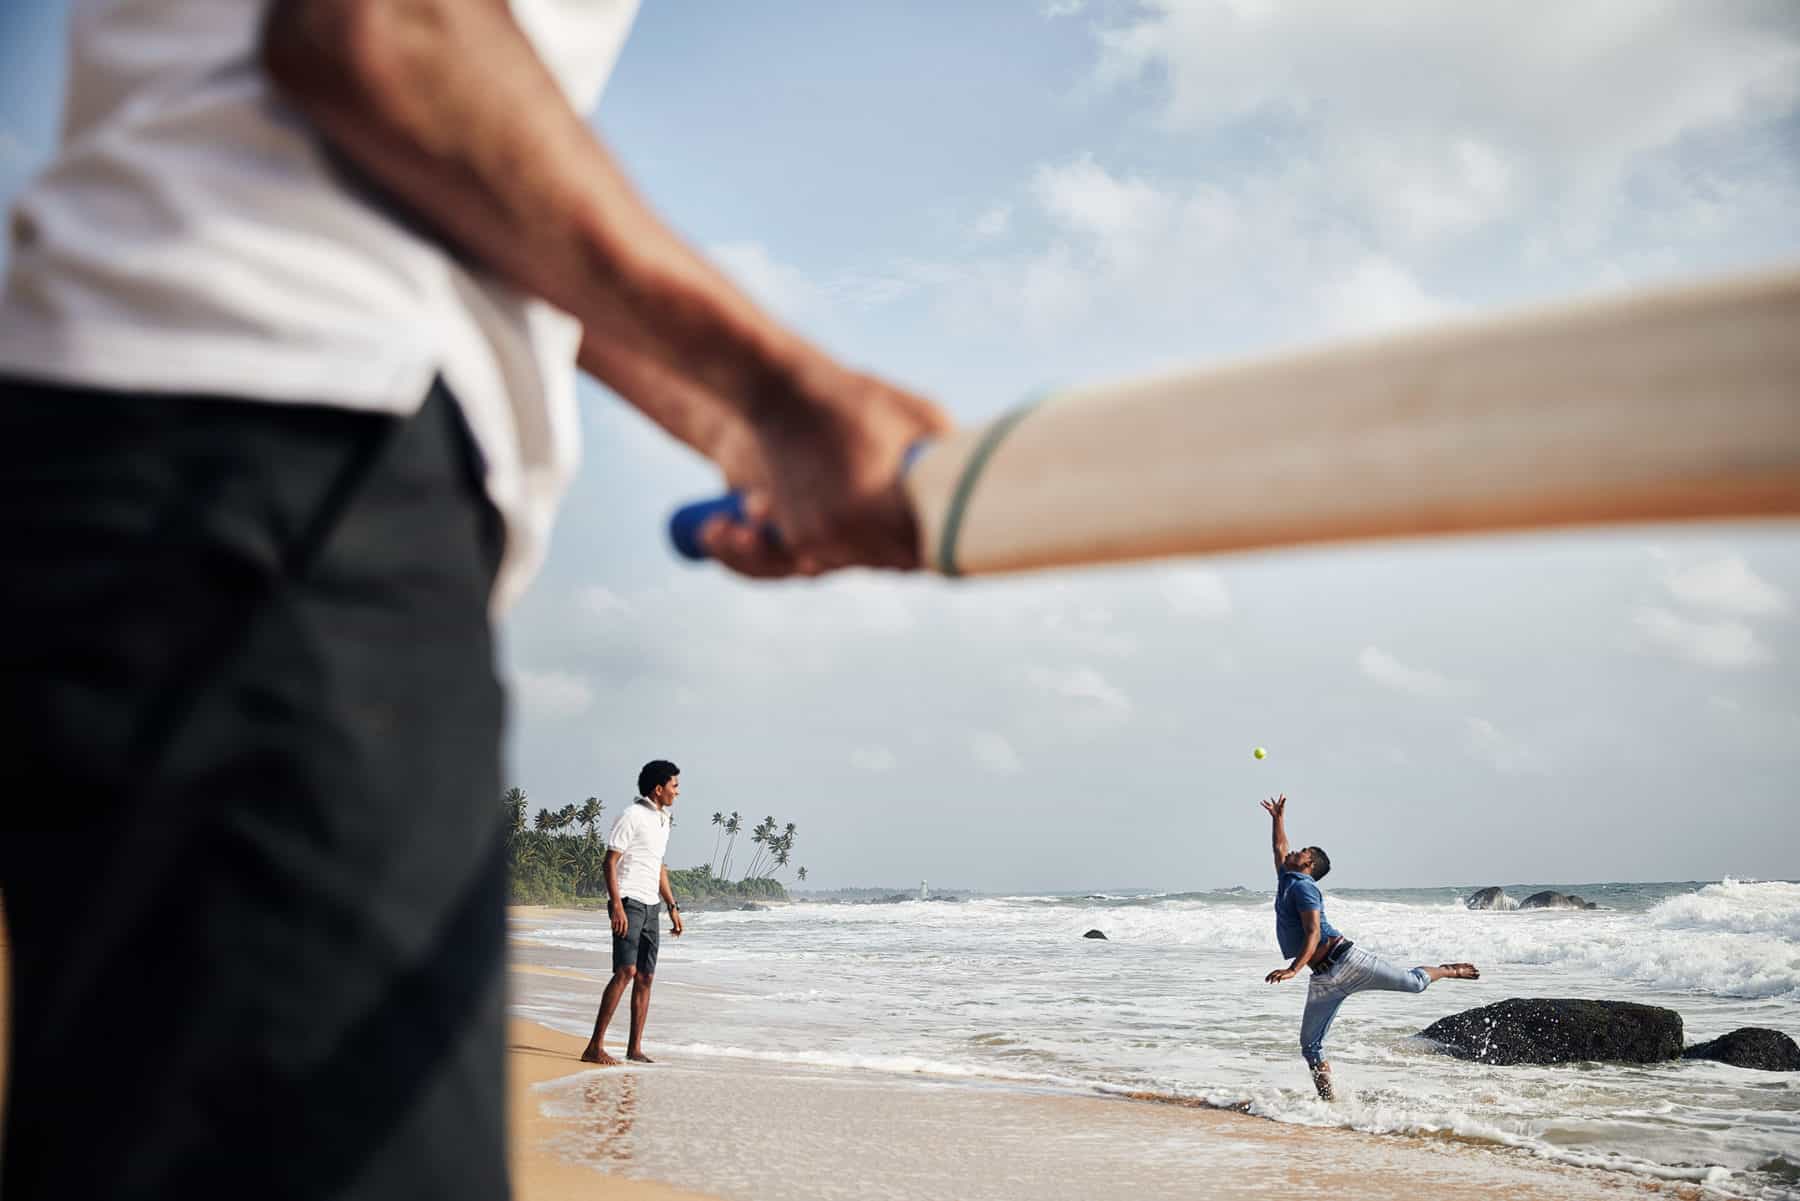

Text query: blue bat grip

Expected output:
[668,441,932,563]
[668,492,748,561]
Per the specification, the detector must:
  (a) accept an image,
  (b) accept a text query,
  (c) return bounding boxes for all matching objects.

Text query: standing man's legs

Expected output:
[625,910,660,1062]
[0,379,509,1200]
[583,965,636,1066]
[584,898,658,1065]
[627,972,655,1061]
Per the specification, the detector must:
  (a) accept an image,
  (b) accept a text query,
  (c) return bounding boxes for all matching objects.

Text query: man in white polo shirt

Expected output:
[0,3,948,1198]
[582,759,685,1066]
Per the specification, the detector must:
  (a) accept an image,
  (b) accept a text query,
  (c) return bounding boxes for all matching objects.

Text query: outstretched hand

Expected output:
[1260,794,1287,819]
[1265,966,1298,984]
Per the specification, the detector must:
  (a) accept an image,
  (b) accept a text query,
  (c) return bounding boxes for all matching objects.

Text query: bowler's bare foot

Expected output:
[1440,963,1481,979]
[581,1044,621,1066]
[1310,1063,1335,1102]
[626,1050,655,1063]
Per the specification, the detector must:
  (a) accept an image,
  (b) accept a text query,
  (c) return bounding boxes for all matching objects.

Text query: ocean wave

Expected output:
[647,1040,1092,1092]
[1649,879,1800,937]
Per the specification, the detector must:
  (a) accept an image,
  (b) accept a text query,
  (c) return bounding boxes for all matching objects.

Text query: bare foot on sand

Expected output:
[1439,963,1481,979]
[580,1045,621,1066]
[626,1050,655,1064]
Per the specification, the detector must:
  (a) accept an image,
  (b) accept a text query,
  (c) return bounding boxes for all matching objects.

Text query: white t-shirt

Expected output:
[0,0,639,611]
[607,799,671,906]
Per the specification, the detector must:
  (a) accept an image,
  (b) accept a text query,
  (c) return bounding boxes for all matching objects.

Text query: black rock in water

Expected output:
[1083,929,1108,940]
[1682,1027,1800,1071]
[1517,890,1598,910]
[1417,998,1683,1065]
[1465,886,1515,910]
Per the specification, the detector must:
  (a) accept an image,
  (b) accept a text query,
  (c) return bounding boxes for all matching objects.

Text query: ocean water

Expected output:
[510,878,1800,1199]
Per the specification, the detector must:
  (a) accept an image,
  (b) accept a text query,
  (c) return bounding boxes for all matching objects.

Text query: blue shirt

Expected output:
[1275,870,1341,959]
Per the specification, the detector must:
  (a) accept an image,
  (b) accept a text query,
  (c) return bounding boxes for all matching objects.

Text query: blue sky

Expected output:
[5,2,1799,891]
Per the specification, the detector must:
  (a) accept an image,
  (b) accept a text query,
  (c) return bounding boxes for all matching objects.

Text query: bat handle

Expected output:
[668,492,750,561]
[667,441,933,563]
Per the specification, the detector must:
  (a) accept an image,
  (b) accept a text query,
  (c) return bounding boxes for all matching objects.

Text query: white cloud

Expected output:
[1357,646,1470,697]
[1033,154,1173,262]
[973,204,1012,239]
[825,574,917,634]
[580,585,632,618]
[935,152,1460,350]
[1026,665,1133,718]
[1633,606,1771,668]
[514,669,595,719]
[1043,0,1085,16]
[1345,135,1518,245]
[850,746,898,773]
[1661,554,1788,617]
[1090,2,1800,250]
[1035,604,1138,656]
[970,732,1024,774]
[1316,254,1455,336]
[1159,568,1233,619]
[1463,716,1547,775]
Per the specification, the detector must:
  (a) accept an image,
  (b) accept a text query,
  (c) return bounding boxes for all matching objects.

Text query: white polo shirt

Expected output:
[607,798,671,906]
[0,0,639,611]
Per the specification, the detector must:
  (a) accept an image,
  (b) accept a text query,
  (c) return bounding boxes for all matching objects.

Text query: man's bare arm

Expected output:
[261,1,948,574]
[603,851,621,899]
[657,865,683,935]
[1265,909,1320,983]
[1261,794,1289,873]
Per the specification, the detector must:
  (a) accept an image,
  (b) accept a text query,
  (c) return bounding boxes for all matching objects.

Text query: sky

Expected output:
[3,2,1799,892]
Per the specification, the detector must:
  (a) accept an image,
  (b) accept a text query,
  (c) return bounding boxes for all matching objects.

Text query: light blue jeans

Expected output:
[1300,943,1430,1067]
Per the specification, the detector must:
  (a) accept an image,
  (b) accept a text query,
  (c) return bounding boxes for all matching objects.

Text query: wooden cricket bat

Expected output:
[671,266,1800,576]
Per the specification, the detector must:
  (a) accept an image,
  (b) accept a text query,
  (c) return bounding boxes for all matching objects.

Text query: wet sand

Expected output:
[509,1012,1695,1201]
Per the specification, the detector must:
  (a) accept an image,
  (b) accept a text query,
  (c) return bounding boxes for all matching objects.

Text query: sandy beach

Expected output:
[505,1011,1690,1201]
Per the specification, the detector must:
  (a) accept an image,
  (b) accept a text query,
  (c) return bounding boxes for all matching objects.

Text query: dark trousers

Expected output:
[0,378,509,1199]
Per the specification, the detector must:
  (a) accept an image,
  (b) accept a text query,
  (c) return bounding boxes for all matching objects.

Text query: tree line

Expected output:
[501,788,808,906]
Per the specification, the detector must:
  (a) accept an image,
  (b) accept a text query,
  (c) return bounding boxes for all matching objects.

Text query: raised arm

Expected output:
[261,0,948,576]
[1260,794,1289,874]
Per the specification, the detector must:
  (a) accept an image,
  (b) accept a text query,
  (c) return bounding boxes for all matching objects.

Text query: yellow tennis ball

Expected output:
[1253,746,1267,760]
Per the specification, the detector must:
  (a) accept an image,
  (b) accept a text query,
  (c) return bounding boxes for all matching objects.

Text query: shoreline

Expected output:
[504,1009,1700,1201]
[506,1017,718,1201]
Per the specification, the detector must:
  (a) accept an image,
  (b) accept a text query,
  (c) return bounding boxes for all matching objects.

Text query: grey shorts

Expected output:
[612,898,661,976]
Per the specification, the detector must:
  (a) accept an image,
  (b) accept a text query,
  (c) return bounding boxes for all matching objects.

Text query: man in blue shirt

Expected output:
[1262,794,1480,1100]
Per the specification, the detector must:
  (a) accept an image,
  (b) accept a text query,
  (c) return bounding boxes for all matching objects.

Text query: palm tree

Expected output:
[773,846,790,876]
[797,866,808,883]
[551,837,582,889]
[502,787,529,837]
[577,838,606,896]
[533,808,555,833]
[745,817,774,878]
[707,811,725,875]
[557,803,578,835]
[577,796,602,841]
[719,811,743,879]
